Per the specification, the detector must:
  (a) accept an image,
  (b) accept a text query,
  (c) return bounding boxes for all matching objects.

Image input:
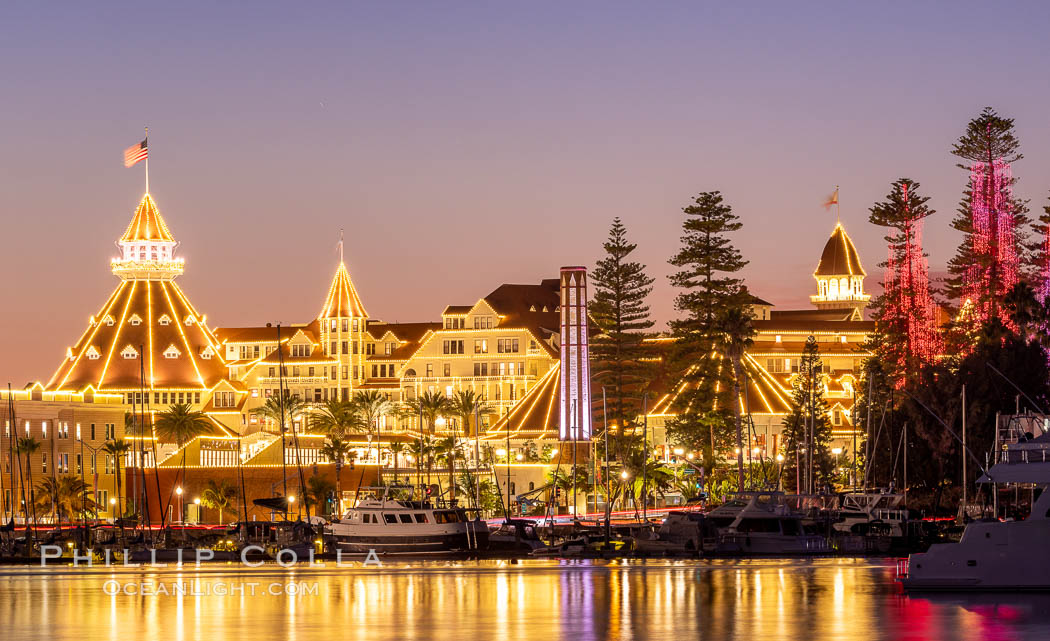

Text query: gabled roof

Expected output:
[120,193,175,242]
[319,262,368,319]
[814,223,865,277]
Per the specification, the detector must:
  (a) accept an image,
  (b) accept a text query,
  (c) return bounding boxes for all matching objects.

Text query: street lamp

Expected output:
[775,454,785,491]
[175,486,183,524]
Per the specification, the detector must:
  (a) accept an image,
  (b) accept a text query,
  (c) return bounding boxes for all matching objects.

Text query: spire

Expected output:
[319,261,368,319]
[112,193,182,280]
[120,193,175,242]
[814,223,865,277]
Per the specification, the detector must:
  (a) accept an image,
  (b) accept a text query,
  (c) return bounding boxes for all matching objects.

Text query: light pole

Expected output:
[776,454,785,491]
[175,486,183,524]
[77,438,102,525]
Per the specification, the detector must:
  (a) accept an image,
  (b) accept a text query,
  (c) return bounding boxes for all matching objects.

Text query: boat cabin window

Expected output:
[399,514,413,524]
[414,514,428,523]
[736,518,782,533]
[384,514,397,524]
[434,511,461,523]
[781,519,801,536]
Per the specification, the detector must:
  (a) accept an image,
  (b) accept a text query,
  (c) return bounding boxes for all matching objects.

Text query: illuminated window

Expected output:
[86,346,101,360]
[103,315,115,326]
[158,314,171,326]
[443,363,451,377]
[163,344,181,359]
[121,345,139,360]
[129,314,142,326]
[184,315,195,326]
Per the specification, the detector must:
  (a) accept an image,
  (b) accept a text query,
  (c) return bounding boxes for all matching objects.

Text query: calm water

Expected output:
[1,559,1047,641]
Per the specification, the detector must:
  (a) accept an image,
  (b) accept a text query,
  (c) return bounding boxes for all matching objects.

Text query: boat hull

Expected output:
[330,530,488,554]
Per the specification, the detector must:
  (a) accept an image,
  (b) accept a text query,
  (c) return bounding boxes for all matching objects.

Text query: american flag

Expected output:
[123,138,148,168]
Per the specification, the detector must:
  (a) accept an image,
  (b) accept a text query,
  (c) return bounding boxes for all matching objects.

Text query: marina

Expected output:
[2,559,1048,641]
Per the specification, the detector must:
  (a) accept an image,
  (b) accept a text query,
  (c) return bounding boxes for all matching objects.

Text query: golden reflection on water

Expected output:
[1,559,1048,641]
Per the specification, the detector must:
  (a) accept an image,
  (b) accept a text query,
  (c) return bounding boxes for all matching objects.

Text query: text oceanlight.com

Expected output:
[101,580,319,597]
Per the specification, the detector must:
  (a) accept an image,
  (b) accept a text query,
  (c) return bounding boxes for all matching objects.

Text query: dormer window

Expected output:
[121,345,139,360]
[86,346,101,360]
[529,305,537,312]
[290,343,312,358]
[158,314,172,326]
[200,345,215,360]
[184,315,195,326]
[541,306,548,313]
[103,315,116,327]
[163,344,181,359]
[129,314,142,326]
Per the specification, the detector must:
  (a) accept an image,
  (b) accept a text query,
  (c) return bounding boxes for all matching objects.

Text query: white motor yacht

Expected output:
[834,491,908,537]
[900,434,1050,590]
[325,486,488,554]
[709,492,828,555]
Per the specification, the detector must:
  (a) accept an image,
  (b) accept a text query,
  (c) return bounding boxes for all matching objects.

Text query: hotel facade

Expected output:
[3,191,872,520]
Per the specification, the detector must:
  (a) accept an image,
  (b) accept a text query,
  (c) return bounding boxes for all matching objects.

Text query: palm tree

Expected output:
[101,439,132,521]
[305,475,336,512]
[319,435,352,513]
[352,390,395,468]
[155,403,212,522]
[434,435,463,503]
[310,398,362,437]
[407,438,431,489]
[388,441,407,480]
[717,305,755,491]
[547,465,592,513]
[450,389,491,507]
[34,475,97,523]
[200,479,239,525]
[16,436,41,524]
[251,394,308,433]
[418,390,449,434]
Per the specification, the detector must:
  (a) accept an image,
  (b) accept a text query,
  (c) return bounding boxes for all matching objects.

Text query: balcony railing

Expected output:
[257,376,329,385]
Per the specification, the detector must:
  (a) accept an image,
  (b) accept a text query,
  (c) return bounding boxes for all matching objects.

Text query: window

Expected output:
[384,514,397,524]
[426,363,434,377]
[86,346,100,360]
[214,391,236,408]
[90,424,96,440]
[158,314,171,326]
[474,339,488,354]
[42,453,47,474]
[442,340,464,354]
[97,490,109,508]
[291,343,311,357]
[372,365,378,377]
[184,315,195,326]
[414,513,428,523]
[342,319,349,332]
[473,362,489,376]
[163,344,181,359]
[122,345,138,359]
[330,341,337,355]
[129,314,142,326]
[443,363,451,377]
[342,341,348,354]
[76,453,82,474]
[342,366,349,380]
[399,514,413,524]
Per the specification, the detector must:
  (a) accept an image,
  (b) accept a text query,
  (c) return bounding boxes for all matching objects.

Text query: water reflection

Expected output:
[0,559,1047,641]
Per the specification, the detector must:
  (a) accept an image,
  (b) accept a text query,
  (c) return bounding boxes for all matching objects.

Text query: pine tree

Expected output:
[1032,193,1050,302]
[589,218,655,458]
[665,191,749,475]
[943,107,1029,324]
[780,336,833,493]
[867,178,941,384]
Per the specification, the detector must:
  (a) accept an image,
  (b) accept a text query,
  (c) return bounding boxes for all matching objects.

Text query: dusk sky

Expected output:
[3,1,1050,385]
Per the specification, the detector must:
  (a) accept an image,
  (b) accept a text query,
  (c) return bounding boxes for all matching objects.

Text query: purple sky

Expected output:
[2,1,1050,385]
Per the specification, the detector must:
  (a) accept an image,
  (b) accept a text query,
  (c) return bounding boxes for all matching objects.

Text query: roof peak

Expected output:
[318,261,368,319]
[120,193,175,243]
[814,222,865,277]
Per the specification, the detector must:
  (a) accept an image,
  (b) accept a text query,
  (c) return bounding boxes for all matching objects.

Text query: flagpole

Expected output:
[835,185,840,224]
[144,126,150,194]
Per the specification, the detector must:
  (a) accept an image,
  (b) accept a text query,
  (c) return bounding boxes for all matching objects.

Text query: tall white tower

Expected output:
[559,266,591,441]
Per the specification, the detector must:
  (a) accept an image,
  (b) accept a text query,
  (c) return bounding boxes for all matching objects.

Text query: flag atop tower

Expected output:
[124,138,148,168]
